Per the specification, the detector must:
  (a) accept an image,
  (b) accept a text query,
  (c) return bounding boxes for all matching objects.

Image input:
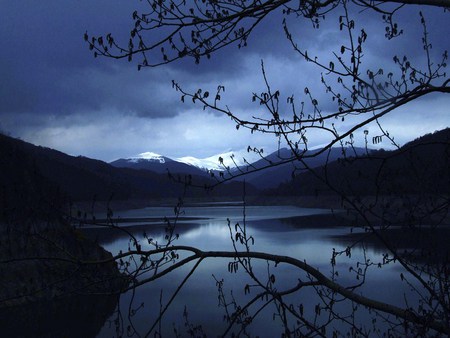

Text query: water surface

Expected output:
[75,204,448,337]
[81,204,427,337]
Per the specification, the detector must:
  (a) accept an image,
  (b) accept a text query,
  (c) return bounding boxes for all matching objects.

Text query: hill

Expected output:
[110,152,208,176]
[232,146,368,189]
[0,134,126,308]
[272,128,450,197]
[0,134,257,207]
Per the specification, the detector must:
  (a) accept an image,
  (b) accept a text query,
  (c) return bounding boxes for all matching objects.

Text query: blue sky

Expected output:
[1,1,449,162]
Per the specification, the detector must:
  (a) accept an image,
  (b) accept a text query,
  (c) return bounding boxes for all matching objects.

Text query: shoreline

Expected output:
[70,195,344,214]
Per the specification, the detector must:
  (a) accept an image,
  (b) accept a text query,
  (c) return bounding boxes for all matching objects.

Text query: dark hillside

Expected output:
[0,134,257,203]
[111,156,207,176]
[0,134,64,223]
[234,147,368,189]
[0,133,159,201]
[0,134,126,308]
[272,128,450,197]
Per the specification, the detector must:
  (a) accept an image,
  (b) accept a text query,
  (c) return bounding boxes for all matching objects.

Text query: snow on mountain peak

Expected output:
[116,148,265,171]
[176,150,261,171]
[130,151,166,163]
[176,156,221,171]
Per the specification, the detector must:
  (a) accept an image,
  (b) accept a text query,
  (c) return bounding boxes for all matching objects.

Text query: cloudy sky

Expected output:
[1,1,449,162]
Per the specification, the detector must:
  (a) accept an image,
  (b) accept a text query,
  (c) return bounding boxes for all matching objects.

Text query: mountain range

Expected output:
[110,152,207,176]
[0,134,253,211]
[1,128,449,214]
[110,146,369,189]
[274,128,450,197]
[110,149,263,174]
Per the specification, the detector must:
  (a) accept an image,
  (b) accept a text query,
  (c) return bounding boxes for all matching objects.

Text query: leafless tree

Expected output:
[84,0,450,336]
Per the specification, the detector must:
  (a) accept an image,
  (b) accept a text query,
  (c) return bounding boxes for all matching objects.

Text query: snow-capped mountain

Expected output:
[111,149,264,173]
[110,151,206,176]
[110,146,369,188]
[128,151,167,164]
[176,150,262,171]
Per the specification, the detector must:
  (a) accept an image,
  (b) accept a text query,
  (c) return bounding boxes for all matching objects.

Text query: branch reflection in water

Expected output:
[77,204,432,337]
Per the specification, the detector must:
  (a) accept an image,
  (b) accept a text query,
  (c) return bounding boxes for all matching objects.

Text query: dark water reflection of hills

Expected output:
[76,207,450,337]
[81,209,449,265]
[80,212,345,245]
[332,225,450,265]
[80,205,338,245]
[6,215,441,338]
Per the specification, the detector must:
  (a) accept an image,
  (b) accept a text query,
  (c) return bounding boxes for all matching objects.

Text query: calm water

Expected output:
[81,204,418,337]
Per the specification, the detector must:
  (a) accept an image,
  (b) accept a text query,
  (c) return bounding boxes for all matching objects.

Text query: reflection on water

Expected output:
[79,205,440,337]
[333,226,450,265]
[83,205,337,250]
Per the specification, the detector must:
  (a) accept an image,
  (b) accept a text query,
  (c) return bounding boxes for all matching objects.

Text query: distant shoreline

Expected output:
[71,195,343,214]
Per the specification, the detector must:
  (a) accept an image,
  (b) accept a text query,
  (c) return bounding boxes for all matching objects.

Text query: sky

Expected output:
[1,1,449,163]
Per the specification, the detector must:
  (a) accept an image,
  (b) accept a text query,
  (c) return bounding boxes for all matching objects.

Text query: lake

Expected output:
[79,203,427,337]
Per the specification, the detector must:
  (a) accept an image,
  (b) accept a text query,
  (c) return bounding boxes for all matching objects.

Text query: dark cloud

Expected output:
[0,1,166,116]
[1,0,252,119]
[0,1,448,160]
